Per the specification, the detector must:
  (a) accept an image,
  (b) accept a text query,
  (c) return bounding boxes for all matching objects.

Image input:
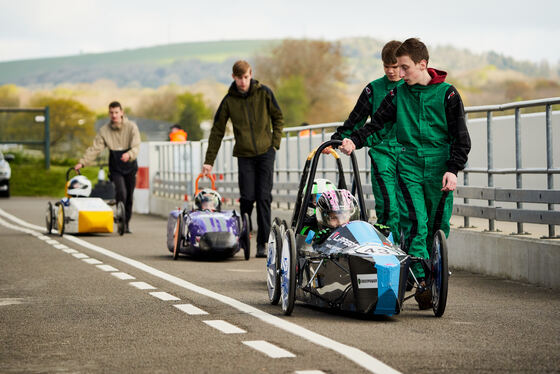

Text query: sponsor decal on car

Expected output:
[357,273,378,289]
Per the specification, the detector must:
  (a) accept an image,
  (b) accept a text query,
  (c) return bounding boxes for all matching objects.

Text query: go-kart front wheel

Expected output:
[45,202,54,234]
[280,228,296,316]
[56,202,65,237]
[430,230,449,317]
[266,224,282,305]
[173,214,183,260]
[240,213,251,260]
[116,201,125,236]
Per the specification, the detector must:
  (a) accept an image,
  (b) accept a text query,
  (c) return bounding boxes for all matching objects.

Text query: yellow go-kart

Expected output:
[45,168,125,236]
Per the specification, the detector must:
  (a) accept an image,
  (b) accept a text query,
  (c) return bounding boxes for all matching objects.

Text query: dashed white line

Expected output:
[129,281,156,290]
[0,210,402,374]
[82,258,103,265]
[149,291,180,301]
[173,304,208,315]
[96,264,119,272]
[62,248,78,254]
[111,272,135,280]
[46,239,59,245]
[54,244,69,250]
[203,320,246,334]
[295,371,326,374]
[242,340,295,358]
[72,253,89,259]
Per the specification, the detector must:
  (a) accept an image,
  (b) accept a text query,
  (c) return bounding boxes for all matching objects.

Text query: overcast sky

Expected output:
[1,0,558,64]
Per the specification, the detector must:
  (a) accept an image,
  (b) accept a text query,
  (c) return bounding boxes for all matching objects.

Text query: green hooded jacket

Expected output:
[204,79,284,165]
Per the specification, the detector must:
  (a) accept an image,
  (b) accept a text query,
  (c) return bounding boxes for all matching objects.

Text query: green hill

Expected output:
[0,37,557,88]
[0,39,277,87]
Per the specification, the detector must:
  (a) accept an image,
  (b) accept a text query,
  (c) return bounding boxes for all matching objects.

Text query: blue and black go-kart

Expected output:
[266,140,449,317]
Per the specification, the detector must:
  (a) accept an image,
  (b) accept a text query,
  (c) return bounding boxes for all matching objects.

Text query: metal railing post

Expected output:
[286,132,291,209]
[487,110,495,231]
[44,106,50,170]
[514,107,524,234]
[463,112,470,228]
[546,104,556,238]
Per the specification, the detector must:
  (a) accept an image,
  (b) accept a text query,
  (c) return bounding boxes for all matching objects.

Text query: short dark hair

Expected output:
[381,40,402,65]
[108,101,122,110]
[396,38,429,64]
[232,60,251,77]
[170,124,181,130]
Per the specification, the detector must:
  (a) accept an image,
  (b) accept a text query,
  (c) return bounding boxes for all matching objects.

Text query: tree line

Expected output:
[1,39,559,159]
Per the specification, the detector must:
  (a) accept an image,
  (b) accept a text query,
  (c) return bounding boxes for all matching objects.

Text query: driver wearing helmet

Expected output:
[194,189,222,211]
[311,189,359,245]
[67,175,92,198]
[301,178,337,236]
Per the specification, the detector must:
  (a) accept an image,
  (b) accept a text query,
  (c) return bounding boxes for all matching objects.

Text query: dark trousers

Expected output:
[112,172,136,226]
[238,147,275,246]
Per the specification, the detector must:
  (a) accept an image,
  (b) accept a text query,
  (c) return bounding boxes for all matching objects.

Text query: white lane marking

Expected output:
[174,304,208,315]
[243,340,295,358]
[204,320,246,334]
[0,298,25,306]
[149,291,180,301]
[111,272,135,280]
[96,264,119,272]
[295,371,326,374]
[62,248,78,254]
[72,253,89,259]
[37,235,50,240]
[83,258,103,265]
[129,281,156,290]
[54,244,69,250]
[0,210,402,374]
[46,239,59,245]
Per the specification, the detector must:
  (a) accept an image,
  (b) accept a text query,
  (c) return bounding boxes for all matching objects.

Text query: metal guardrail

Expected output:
[154,97,560,238]
[0,106,51,169]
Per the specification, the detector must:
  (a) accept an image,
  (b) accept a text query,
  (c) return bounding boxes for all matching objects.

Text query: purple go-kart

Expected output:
[166,174,250,260]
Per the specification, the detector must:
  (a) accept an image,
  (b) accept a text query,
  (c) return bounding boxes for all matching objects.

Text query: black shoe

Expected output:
[414,280,433,310]
[256,244,266,258]
[124,225,132,234]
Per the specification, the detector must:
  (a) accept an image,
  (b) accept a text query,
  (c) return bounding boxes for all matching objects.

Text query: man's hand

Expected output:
[74,163,83,171]
[202,164,213,176]
[321,146,332,154]
[121,152,130,162]
[339,138,356,155]
[441,172,457,192]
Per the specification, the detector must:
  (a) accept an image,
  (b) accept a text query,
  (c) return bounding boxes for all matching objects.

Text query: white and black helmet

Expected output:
[67,175,92,197]
[194,189,222,211]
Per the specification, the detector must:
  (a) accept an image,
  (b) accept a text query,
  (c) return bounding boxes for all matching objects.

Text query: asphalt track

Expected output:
[1,197,559,373]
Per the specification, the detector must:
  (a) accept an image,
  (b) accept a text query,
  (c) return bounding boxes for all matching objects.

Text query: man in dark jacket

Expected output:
[202,60,284,257]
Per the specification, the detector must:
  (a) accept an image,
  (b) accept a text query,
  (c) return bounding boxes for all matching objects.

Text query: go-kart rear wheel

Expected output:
[430,230,449,317]
[56,203,65,237]
[280,228,296,315]
[116,201,125,236]
[45,202,54,234]
[173,214,183,260]
[241,213,250,260]
[266,225,282,305]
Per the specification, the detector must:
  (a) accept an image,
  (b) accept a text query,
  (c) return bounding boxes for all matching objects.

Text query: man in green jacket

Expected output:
[202,60,284,257]
[331,40,403,241]
[339,38,471,309]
